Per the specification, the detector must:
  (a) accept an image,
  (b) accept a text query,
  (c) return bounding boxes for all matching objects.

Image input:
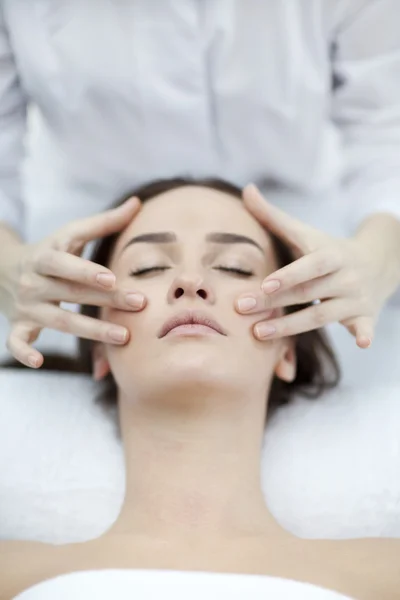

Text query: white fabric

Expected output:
[0,0,400,239]
[1,317,400,545]
[12,570,355,600]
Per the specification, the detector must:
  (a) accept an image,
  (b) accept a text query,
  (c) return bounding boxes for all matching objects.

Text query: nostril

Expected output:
[197,290,207,299]
[174,288,184,299]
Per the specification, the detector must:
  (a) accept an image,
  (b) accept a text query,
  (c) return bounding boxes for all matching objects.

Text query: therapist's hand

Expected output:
[4,197,146,369]
[235,184,396,348]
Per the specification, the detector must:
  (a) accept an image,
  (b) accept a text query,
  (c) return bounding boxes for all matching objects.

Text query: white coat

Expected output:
[0,0,399,238]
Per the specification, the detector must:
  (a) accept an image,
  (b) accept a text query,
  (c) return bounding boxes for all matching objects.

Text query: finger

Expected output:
[253,298,357,339]
[260,249,342,295]
[33,304,131,345]
[236,270,344,314]
[64,196,141,244]
[243,184,321,252]
[35,250,120,291]
[44,278,147,311]
[342,316,374,348]
[6,324,44,369]
[235,251,341,314]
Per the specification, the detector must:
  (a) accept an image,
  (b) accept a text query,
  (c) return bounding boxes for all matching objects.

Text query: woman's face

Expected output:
[95,186,295,402]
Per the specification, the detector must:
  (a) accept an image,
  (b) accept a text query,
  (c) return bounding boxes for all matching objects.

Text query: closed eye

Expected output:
[130,266,171,277]
[215,266,254,277]
[130,266,254,277]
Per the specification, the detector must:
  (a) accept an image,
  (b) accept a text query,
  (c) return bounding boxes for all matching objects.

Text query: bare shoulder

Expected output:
[0,540,57,600]
[319,537,400,600]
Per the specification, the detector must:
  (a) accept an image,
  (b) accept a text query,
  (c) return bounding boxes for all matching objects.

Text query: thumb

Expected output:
[64,196,141,244]
[243,184,320,253]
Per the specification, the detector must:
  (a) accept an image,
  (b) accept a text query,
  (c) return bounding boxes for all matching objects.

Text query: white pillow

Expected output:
[0,366,399,544]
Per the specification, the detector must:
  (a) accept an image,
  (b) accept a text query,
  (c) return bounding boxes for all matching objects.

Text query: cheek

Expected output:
[102,306,138,330]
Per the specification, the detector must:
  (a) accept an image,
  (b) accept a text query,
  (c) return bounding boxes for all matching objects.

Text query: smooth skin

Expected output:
[0,187,399,600]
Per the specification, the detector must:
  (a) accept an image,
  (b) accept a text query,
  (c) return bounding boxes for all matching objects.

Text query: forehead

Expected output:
[115,186,271,251]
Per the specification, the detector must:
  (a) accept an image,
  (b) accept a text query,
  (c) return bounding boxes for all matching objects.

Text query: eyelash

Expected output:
[129,266,254,277]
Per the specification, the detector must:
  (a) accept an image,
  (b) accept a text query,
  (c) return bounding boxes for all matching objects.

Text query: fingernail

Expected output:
[28,356,39,368]
[126,293,145,309]
[97,273,116,288]
[358,336,372,349]
[109,327,128,343]
[123,196,137,207]
[237,297,257,312]
[255,324,277,338]
[262,279,280,294]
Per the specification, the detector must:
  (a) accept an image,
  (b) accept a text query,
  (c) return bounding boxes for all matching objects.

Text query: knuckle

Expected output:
[100,325,112,341]
[67,281,87,303]
[359,293,371,313]
[16,273,37,300]
[77,286,91,304]
[297,282,311,301]
[56,225,84,255]
[34,247,56,272]
[313,305,327,327]
[81,266,97,285]
[340,271,355,290]
[6,331,24,356]
[13,300,29,320]
[51,229,74,252]
[86,321,106,342]
[53,312,72,332]
[315,256,331,277]
[342,269,359,289]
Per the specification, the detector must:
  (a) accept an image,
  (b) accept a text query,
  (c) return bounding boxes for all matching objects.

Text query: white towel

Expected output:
[1,343,399,544]
[13,569,356,600]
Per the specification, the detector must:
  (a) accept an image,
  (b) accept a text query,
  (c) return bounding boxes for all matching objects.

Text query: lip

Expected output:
[158,310,228,338]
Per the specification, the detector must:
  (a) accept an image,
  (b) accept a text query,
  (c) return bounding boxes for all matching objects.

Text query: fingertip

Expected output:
[237,296,257,312]
[111,196,140,216]
[28,354,44,368]
[127,293,146,310]
[243,183,257,199]
[122,196,140,210]
[356,336,372,349]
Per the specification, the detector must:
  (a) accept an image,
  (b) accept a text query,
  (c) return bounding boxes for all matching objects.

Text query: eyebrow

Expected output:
[120,232,264,255]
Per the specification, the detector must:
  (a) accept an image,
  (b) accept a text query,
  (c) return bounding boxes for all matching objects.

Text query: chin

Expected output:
[128,348,237,401]
[164,346,226,381]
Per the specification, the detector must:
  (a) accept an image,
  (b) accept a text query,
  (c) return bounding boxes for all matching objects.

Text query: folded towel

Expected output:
[1,365,399,543]
[13,569,356,600]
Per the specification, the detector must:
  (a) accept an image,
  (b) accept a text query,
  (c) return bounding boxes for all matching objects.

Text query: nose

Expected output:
[167,271,215,304]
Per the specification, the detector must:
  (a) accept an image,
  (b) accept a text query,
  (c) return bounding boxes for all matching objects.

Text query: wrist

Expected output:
[0,227,26,316]
[355,213,400,297]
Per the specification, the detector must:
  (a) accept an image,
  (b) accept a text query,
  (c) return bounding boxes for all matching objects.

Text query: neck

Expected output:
[104,384,292,545]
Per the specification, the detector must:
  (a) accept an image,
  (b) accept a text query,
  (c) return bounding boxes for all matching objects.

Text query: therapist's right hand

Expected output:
[3,196,146,369]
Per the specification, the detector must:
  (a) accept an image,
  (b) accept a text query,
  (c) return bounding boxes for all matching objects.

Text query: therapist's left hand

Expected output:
[235,184,394,348]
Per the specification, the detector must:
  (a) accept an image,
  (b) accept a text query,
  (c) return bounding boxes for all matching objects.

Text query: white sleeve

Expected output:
[0,6,28,238]
[331,0,400,231]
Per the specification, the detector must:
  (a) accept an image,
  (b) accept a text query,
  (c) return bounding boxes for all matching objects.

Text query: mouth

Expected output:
[158,310,228,339]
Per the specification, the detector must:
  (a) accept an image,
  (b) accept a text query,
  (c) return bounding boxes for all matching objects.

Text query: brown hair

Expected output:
[3,177,340,423]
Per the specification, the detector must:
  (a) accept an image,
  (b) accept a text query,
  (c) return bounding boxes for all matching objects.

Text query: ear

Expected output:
[274,340,297,383]
[92,343,111,381]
